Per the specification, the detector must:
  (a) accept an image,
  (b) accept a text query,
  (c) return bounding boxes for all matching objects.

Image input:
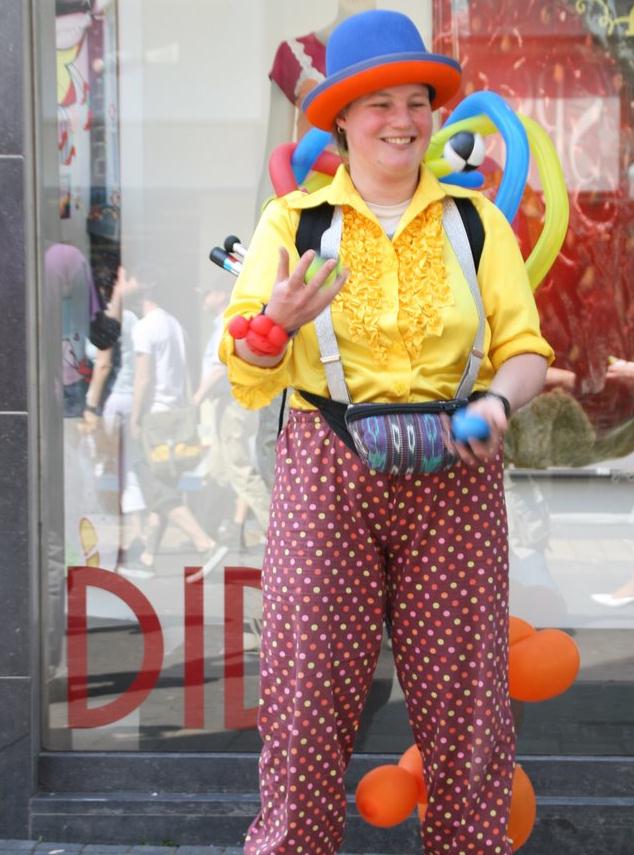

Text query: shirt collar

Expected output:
[287,163,452,225]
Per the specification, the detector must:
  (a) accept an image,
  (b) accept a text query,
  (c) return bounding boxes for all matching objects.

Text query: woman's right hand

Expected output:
[264,248,348,333]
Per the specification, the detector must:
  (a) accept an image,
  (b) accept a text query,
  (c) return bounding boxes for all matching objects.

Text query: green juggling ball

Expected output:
[305,255,342,288]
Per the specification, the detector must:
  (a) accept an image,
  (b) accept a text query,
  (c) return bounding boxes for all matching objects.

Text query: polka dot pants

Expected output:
[245,410,515,855]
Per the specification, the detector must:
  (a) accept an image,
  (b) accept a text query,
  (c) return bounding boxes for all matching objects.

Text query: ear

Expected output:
[335,109,348,132]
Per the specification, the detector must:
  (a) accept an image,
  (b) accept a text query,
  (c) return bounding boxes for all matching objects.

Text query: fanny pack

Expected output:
[296,198,485,476]
[299,391,465,475]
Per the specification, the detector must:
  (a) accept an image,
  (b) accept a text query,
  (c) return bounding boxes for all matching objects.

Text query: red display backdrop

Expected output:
[433,0,634,450]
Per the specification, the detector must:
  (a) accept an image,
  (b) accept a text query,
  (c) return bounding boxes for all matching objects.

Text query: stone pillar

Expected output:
[0,0,36,838]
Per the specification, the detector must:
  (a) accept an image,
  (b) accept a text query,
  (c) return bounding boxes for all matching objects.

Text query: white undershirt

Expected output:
[366,197,412,238]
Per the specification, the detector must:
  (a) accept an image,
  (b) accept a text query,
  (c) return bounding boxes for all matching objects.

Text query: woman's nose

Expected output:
[390,104,414,127]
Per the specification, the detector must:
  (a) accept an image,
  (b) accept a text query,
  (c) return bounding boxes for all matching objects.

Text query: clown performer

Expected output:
[219,10,554,855]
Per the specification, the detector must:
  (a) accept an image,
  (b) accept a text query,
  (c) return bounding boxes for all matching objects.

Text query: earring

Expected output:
[336,125,345,135]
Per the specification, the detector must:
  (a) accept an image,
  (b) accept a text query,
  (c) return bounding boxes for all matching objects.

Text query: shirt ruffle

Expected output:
[337,206,392,365]
[336,200,452,365]
[394,200,453,359]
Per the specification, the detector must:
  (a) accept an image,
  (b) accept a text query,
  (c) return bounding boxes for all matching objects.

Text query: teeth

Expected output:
[383,136,413,144]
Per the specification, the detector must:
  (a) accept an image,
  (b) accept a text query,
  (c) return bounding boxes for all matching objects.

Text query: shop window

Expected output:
[36,0,634,755]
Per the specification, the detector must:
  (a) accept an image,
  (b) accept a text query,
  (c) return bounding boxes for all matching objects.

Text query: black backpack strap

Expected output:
[298,198,483,269]
[277,388,288,436]
[295,202,335,256]
[277,203,336,437]
[453,196,485,273]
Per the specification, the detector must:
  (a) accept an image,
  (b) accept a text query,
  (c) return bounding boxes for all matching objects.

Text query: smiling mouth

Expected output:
[382,136,416,146]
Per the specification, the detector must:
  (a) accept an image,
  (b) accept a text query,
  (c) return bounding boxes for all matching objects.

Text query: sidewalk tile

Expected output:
[129,848,177,854]
[176,847,219,853]
[33,846,84,854]
[176,848,219,853]
[80,843,130,855]
[0,844,37,853]
[81,847,132,854]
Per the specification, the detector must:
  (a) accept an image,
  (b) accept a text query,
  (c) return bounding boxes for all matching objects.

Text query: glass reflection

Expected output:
[40,0,633,755]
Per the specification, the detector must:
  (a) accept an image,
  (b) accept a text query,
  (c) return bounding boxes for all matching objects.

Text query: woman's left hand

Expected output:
[442,395,508,467]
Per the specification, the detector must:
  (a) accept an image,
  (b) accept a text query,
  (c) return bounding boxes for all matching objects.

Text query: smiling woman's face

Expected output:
[336,83,433,190]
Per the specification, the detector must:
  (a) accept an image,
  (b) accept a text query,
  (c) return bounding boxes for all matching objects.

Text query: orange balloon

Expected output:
[355,764,419,828]
[508,764,536,851]
[509,628,580,702]
[398,744,428,803]
[509,615,536,647]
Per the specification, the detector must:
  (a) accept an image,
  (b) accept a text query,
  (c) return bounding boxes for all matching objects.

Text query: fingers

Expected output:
[303,255,338,289]
[446,402,505,467]
[452,439,483,467]
[280,248,345,293]
[294,248,320,283]
[311,266,349,305]
[451,436,501,466]
[440,413,478,466]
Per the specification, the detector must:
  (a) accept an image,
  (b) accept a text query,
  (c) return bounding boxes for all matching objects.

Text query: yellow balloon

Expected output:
[517,114,570,291]
[426,114,495,164]
[425,112,569,291]
[424,157,453,179]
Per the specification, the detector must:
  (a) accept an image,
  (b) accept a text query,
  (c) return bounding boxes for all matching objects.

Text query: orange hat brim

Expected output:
[304,60,461,130]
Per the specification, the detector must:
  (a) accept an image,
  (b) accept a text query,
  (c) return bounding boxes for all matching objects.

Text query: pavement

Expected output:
[0,845,246,854]
[0,846,383,855]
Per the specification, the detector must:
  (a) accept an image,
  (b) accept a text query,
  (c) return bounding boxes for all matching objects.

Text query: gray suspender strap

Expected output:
[313,206,351,404]
[442,197,485,400]
[312,198,485,405]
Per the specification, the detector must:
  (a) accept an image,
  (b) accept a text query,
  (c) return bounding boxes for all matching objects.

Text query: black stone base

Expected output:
[31,754,634,854]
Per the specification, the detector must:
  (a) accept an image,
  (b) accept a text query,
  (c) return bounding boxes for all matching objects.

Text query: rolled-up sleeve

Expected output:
[218,199,301,409]
[476,197,554,369]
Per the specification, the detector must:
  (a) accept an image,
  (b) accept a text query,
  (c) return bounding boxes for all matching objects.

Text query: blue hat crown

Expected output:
[326,10,428,75]
[302,9,461,129]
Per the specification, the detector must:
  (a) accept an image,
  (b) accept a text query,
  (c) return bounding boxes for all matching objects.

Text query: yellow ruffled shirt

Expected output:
[219,165,554,410]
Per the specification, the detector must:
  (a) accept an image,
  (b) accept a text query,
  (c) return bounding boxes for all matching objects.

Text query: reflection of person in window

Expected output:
[81,267,148,566]
[125,266,226,579]
[592,357,634,607]
[192,280,271,550]
[82,266,144,428]
[45,243,129,417]
[45,243,95,416]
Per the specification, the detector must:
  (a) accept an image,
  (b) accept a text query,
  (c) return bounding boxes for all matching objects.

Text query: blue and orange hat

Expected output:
[302,10,462,131]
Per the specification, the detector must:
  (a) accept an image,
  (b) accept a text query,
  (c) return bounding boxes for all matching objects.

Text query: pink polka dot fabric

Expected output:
[245,410,515,855]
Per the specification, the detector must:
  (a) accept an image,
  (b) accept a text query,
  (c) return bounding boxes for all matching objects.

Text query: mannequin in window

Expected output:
[255,0,377,213]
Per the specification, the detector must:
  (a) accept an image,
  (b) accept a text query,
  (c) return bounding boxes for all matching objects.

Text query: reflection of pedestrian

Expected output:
[591,356,634,607]
[45,244,95,416]
[592,572,634,608]
[45,245,128,417]
[220,11,553,854]
[125,266,226,578]
[193,281,270,549]
[102,308,147,558]
[78,266,148,566]
[605,357,634,385]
